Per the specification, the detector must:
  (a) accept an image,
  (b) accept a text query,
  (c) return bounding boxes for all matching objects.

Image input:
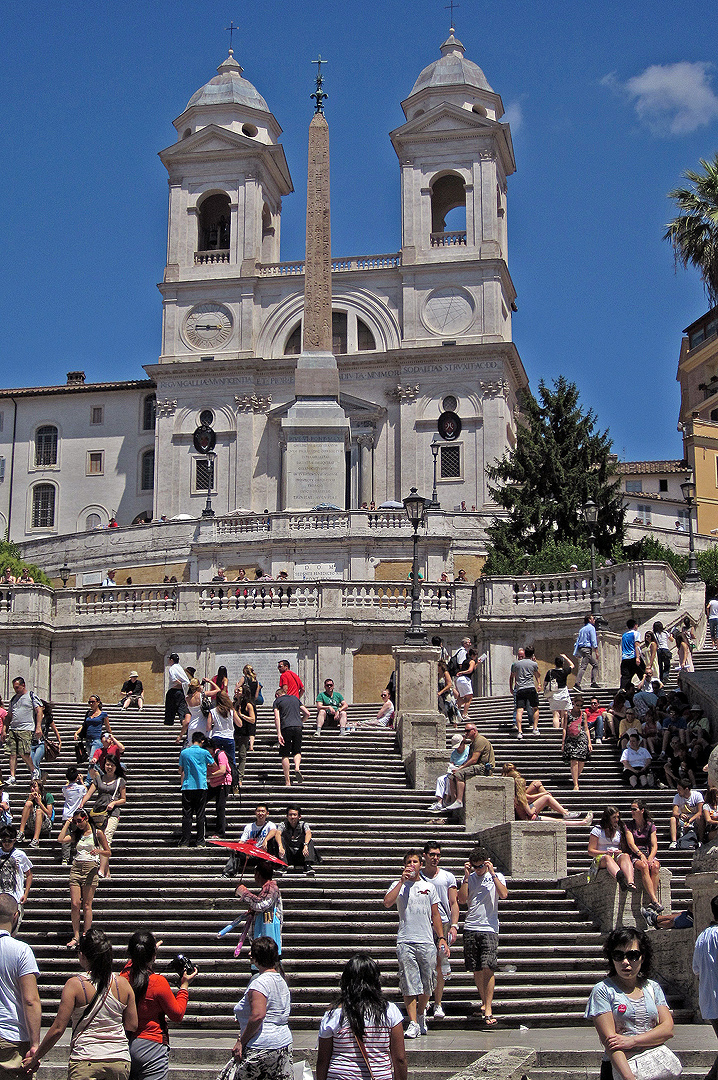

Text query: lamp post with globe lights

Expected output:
[680,475,702,582]
[428,437,441,509]
[582,499,603,623]
[403,487,430,644]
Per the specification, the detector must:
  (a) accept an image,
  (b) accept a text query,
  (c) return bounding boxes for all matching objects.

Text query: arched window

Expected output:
[141,449,155,491]
[32,484,55,528]
[284,323,302,355]
[85,513,101,531]
[35,425,58,467]
[198,193,230,252]
[357,318,375,351]
[143,394,156,431]
[430,174,467,245]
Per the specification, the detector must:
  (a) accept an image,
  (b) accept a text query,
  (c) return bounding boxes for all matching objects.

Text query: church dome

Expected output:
[186,51,270,113]
[408,31,493,97]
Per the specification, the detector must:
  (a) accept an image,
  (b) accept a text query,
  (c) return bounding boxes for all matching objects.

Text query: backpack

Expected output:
[448,652,461,677]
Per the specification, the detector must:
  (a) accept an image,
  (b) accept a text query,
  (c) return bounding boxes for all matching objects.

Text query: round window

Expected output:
[442,395,458,414]
[242,123,258,138]
[199,409,214,427]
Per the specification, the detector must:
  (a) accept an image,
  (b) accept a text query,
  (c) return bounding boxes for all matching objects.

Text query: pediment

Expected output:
[267,392,385,422]
[159,125,261,162]
[391,102,497,140]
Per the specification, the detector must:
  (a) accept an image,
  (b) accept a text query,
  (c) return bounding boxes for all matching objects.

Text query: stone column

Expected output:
[393,644,444,760]
[358,434,374,506]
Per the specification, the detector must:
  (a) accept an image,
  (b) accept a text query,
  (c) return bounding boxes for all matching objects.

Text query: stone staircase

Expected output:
[10,647,718,1077]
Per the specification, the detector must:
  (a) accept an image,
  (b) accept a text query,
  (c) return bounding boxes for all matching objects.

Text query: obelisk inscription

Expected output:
[303,112,332,354]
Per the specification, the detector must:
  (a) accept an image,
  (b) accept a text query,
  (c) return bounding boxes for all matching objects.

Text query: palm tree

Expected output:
[664,153,718,305]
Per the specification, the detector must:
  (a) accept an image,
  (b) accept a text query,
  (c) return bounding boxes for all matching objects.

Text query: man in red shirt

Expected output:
[277,660,304,699]
[584,696,607,744]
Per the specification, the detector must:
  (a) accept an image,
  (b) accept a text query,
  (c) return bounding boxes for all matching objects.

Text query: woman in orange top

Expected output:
[120,930,197,1080]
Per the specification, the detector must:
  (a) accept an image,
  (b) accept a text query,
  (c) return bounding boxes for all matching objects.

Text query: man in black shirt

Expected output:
[273,687,310,786]
[120,670,144,711]
[275,805,318,876]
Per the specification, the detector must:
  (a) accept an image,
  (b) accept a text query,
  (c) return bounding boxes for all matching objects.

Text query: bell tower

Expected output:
[157,50,293,362]
[390,29,517,344]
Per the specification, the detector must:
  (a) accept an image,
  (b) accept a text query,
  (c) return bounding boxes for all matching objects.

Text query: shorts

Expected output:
[279,728,302,759]
[454,675,473,698]
[515,688,539,710]
[0,1034,31,1078]
[673,910,694,929]
[68,1061,130,1080]
[5,730,32,758]
[462,762,493,779]
[69,861,99,889]
[463,930,499,972]
[27,810,51,837]
[396,941,437,997]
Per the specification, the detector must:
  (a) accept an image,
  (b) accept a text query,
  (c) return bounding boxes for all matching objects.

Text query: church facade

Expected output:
[0,33,536,706]
[1,32,525,541]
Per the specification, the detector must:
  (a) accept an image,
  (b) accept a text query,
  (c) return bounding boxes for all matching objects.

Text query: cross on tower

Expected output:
[224,21,239,51]
[311,55,328,114]
[444,0,459,29]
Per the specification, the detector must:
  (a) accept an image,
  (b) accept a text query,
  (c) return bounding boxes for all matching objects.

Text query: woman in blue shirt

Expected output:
[586,927,675,1080]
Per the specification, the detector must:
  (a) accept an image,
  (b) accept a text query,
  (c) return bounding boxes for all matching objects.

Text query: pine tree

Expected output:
[484,376,624,572]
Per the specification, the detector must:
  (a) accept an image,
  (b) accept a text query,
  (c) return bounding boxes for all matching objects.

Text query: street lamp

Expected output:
[428,438,441,509]
[582,499,603,623]
[59,560,70,588]
[403,486,429,644]
[680,475,702,582]
[202,452,216,518]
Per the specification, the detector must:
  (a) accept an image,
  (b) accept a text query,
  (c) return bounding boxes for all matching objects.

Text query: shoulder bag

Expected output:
[611,984,682,1079]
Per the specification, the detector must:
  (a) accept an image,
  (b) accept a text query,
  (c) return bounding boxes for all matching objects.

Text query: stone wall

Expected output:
[82,647,165,705]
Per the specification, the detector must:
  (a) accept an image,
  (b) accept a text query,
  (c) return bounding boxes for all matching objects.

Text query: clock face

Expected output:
[183,304,233,350]
[423,288,474,337]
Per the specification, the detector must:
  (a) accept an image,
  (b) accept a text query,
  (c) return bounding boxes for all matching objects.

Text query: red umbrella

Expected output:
[208,838,287,867]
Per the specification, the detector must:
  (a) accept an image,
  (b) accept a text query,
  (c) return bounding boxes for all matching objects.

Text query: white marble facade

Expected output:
[0,32,527,543]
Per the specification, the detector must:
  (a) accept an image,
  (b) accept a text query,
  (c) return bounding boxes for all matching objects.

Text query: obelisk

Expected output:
[282,59,350,510]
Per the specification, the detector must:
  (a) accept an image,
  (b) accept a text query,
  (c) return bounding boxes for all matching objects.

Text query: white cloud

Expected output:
[604,61,718,136]
[502,101,523,132]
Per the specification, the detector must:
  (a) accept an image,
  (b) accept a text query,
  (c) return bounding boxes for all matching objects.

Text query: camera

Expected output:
[167,953,194,977]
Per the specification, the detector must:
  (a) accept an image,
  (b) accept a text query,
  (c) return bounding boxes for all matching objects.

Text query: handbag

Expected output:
[612,1044,682,1079]
[255,683,264,706]
[44,738,60,762]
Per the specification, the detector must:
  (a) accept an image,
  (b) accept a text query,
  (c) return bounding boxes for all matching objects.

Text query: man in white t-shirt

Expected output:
[457,846,508,1026]
[620,732,654,788]
[0,893,41,1074]
[670,782,704,849]
[708,597,718,649]
[384,851,448,1039]
[421,842,459,1021]
[223,804,278,878]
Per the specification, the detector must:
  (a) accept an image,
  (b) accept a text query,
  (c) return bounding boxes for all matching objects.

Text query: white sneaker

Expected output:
[532,729,540,736]
[418,1014,429,1035]
[595,738,603,745]
[433,1004,445,1020]
[444,800,463,811]
[405,1021,420,1039]
[6,776,15,786]
[516,733,523,740]
[427,802,445,813]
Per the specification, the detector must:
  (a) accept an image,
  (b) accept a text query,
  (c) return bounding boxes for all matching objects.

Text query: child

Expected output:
[0,824,32,925]
[60,766,87,866]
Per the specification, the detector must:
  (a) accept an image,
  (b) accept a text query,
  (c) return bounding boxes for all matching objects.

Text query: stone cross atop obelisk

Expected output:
[281,58,349,508]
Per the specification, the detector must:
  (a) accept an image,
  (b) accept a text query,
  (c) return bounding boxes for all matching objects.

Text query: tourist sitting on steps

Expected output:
[18,778,54,849]
[587,806,636,893]
[315,678,348,735]
[624,800,664,913]
[501,763,592,824]
[442,722,495,813]
[620,732,655,788]
[274,805,319,876]
[428,734,469,813]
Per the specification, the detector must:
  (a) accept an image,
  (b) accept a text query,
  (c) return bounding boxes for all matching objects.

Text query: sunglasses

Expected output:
[611,949,642,963]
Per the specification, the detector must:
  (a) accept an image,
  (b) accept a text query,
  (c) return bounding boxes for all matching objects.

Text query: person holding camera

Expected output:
[120,930,197,1080]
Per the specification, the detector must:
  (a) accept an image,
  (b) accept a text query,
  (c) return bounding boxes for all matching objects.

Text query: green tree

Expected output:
[483,376,623,574]
[0,541,50,587]
[665,153,718,305]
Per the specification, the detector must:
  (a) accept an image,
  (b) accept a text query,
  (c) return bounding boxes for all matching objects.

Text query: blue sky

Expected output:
[2,0,718,461]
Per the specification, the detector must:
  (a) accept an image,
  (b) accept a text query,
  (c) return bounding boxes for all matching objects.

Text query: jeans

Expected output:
[589,714,604,741]
[31,741,45,771]
[207,785,227,836]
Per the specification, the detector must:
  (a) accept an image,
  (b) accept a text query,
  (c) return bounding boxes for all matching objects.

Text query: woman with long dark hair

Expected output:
[624,800,663,911]
[587,806,636,892]
[57,808,110,948]
[120,930,197,1080]
[585,927,675,1080]
[233,684,255,789]
[316,953,407,1080]
[23,928,137,1078]
[82,756,126,880]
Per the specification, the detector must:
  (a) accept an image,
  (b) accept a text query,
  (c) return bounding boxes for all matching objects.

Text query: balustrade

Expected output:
[429,231,467,247]
[215,516,270,536]
[75,588,178,615]
[199,585,318,611]
[194,250,230,264]
[257,252,401,277]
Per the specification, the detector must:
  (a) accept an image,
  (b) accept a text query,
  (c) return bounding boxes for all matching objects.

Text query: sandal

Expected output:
[484,1015,498,1026]
[66,937,79,949]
